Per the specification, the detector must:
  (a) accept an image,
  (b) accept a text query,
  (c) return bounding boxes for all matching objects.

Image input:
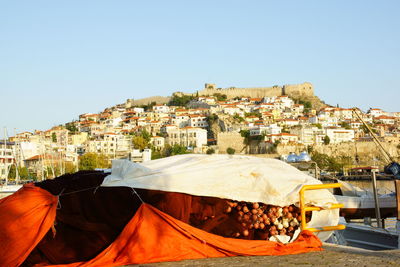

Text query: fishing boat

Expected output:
[334,179,397,220]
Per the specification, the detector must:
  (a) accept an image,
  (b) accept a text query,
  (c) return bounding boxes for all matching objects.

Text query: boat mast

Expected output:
[5,128,20,183]
[3,128,9,185]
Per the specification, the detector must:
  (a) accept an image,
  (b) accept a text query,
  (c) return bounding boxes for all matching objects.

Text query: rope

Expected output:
[56,185,146,204]
[58,186,99,197]
[130,187,145,204]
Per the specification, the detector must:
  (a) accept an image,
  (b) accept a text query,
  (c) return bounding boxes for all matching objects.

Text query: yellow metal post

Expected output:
[299,183,346,232]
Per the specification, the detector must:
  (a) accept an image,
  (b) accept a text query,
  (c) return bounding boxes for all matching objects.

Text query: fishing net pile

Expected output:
[0,154,338,267]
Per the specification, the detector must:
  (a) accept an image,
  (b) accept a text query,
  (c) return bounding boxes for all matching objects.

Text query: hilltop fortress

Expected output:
[195,82,314,99]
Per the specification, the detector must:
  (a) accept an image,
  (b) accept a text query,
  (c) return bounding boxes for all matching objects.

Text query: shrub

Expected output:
[206,148,215,154]
[226,147,236,155]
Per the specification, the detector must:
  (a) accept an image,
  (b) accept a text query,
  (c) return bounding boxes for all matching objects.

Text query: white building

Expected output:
[150,136,165,150]
[130,149,151,163]
[133,107,145,114]
[250,124,281,136]
[166,127,207,148]
[222,105,244,116]
[189,115,208,128]
[325,128,355,144]
[266,133,299,144]
[368,108,386,118]
[375,115,396,125]
[153,104,170,113]
[290,126,325,145]
[171,114,190,128]
[0,141,15,179]
[86,133,132,158]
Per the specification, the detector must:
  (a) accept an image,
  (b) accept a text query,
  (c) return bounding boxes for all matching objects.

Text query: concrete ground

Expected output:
[128,244,400,267]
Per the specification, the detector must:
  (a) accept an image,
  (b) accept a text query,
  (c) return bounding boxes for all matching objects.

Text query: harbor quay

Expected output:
[129,244,400,267]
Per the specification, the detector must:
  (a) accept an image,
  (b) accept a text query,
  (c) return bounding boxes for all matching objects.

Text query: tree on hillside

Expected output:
[207,114,219,124]
[213,93,227,101]
[52,133,57,143]
[79,153,110,171]
[311,152,352,172]
[323,135,330,145]
[151,144,189,160]
[140,101,157,111]
[132,130,151,150]
[168,95,194,107]
[133,136,149,150]
[312,123,322,129]
[233,114,244,122]
[65,122,78,133]
[340,121,351,130]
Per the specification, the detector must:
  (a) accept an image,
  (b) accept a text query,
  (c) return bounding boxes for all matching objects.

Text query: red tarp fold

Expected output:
[0,184,58,267]
[48,204,322,267]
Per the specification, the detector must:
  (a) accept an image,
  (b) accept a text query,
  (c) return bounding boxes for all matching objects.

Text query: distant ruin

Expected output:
[196,82,314,99]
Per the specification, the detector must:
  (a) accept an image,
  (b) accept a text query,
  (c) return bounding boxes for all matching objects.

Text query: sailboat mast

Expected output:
[3,128,8,185]
[6,128,19,183]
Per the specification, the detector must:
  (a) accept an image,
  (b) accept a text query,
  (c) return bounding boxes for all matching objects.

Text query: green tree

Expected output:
[244,112,260,118]
[312,123,322,129]
[207,114,219,124]
[239,129,250,138]
[213,93,227,101]
[132,136,148,150]
[140,101,157,111]
[132,130,151,150]
[7,166,31,180]
[299,100,312,109]
[311,152,351,172]
[140,129,151,143]
[64,162,77,174]
[360,124,378,135]
[79,153,110,171]
[65,122,78,133]
[52,133,57,143]
[233,114,245,122]
[165,144,189,157]
[18,166,29,179]
[340,121,351,130]
[151,144,190,159]
[151,149,164,160]
[206,148,215,154]
[226,147,236,155]
[323,135,330,145]
[168,95,194,107]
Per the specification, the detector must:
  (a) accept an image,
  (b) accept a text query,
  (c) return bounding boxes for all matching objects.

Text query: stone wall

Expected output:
[217,132,247,154]
[275,141,400,166]
[312,141,400,166]
[196,82,314,99]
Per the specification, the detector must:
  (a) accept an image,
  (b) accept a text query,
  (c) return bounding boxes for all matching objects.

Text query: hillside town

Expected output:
[1,87,400,181]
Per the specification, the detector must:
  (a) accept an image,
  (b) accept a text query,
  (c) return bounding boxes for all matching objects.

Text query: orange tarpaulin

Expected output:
[48,204,322,267]
[0,184,58,267]
[0,184,323,267]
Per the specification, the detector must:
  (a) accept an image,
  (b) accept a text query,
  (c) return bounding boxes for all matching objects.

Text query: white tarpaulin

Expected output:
[102,154,339,241]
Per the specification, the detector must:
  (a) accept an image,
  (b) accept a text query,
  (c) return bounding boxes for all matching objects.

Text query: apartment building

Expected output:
[166,127,207,148]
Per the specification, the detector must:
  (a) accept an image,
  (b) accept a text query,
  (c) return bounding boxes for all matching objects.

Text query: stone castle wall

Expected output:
[195,82,314,99]
[217,132,247,154]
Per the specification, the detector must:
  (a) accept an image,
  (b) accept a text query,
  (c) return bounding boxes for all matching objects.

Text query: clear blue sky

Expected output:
[1,1,399,134]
